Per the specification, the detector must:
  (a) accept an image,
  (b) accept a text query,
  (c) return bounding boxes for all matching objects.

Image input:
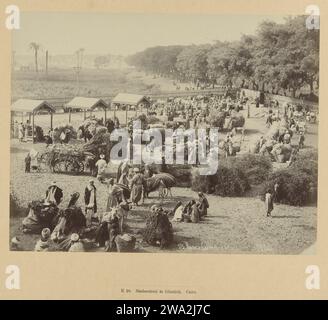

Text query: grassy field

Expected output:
[12,68,162,101]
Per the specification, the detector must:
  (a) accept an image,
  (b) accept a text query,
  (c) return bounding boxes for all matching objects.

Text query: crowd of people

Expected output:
[15,155,210,252]
[13,89,318,251]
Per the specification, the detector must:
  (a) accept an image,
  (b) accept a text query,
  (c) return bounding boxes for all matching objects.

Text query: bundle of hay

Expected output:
[82,130,117,159]
[162,164,192,187]
[271,143,293,163]
[145,173,176,193]
[228,112,245,129]
[53,125,77,143]
[209,110,227,130]
[142,211,173,249]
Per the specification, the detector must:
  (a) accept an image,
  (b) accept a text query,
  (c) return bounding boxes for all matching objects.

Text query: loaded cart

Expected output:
[39,145,96,174]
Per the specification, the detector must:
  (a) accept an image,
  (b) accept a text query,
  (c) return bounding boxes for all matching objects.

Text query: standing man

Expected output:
[265,189,274,217]
[45,181,63,205]
[84,180,97,226]
[95,154,107,183]
[298,131,305,149]
[18,122,24,142]
[24,152,31,173]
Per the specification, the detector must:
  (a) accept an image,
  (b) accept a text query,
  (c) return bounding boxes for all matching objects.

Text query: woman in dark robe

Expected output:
[106,179,127,211]
[198,192,209,217]
[51,193,86,245]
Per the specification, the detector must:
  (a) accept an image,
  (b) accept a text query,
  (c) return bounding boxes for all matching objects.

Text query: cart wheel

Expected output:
[78,161,85,173]
[65,160,80,173]
[53,160,65,173]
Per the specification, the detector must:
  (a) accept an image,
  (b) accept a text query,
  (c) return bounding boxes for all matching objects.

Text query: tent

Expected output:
[11,99,56,143]
[65,97,109,121]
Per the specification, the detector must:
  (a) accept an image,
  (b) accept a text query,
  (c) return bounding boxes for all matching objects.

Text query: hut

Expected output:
[112,93,150,120]
[64,97,109,122]
[11,99,56,143]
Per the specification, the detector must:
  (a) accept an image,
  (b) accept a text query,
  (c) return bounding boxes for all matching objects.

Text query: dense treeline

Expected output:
[126,16,319,98]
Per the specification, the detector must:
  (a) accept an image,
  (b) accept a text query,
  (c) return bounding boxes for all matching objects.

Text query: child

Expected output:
[34,228,52,252]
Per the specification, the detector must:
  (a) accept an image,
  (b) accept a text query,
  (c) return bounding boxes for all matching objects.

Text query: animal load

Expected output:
[82,130,117,159]
[209,110,227,130]
[145,173,176,194]
[40,144,95,174]
[271,143,293,163]
[142,211,173,249]
[228,112,245,129]
[265,120,289,141]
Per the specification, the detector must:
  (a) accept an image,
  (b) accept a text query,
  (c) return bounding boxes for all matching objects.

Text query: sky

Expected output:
[12,12,287,56]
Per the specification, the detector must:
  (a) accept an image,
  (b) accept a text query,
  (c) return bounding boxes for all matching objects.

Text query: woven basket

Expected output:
[115,234,136,252]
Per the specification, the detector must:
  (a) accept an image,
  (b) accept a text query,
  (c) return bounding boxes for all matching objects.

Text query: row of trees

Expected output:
[126,16,319,98]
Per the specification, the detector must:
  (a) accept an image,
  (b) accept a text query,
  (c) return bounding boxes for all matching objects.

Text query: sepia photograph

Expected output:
[9,11,319,255]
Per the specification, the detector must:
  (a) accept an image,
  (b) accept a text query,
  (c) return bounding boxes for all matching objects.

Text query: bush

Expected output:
[290,150,318,178]
[260,169,316,206]
[191,168,217,194]
[260,149,317,206]
[232,154,273,185]
[214,164,250,197]
[191,160,250,197]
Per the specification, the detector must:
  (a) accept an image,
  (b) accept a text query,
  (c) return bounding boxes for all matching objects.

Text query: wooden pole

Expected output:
[104,108,107,123]
[84,110,86,120]
[50,112,53,130]
[68,109,71,123]
[46,50,48,76]
[125,105,128,125]
[32,112,35,144]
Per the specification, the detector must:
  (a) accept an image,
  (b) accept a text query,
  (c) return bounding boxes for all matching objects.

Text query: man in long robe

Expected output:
[130,168,145,206]
[95,154,107,183]
[84,180,97,226]
[45,181,63,205]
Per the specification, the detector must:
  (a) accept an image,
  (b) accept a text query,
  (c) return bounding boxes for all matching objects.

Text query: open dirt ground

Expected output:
[10,111,317,254]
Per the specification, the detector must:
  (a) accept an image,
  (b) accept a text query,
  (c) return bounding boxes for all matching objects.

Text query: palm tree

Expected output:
[79,48,85,69]
[29,42,41,73]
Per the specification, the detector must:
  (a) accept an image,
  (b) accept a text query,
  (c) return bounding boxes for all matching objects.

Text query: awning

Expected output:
[64,97,108,110]
[11,99,56,113]
[112,93,150,106]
